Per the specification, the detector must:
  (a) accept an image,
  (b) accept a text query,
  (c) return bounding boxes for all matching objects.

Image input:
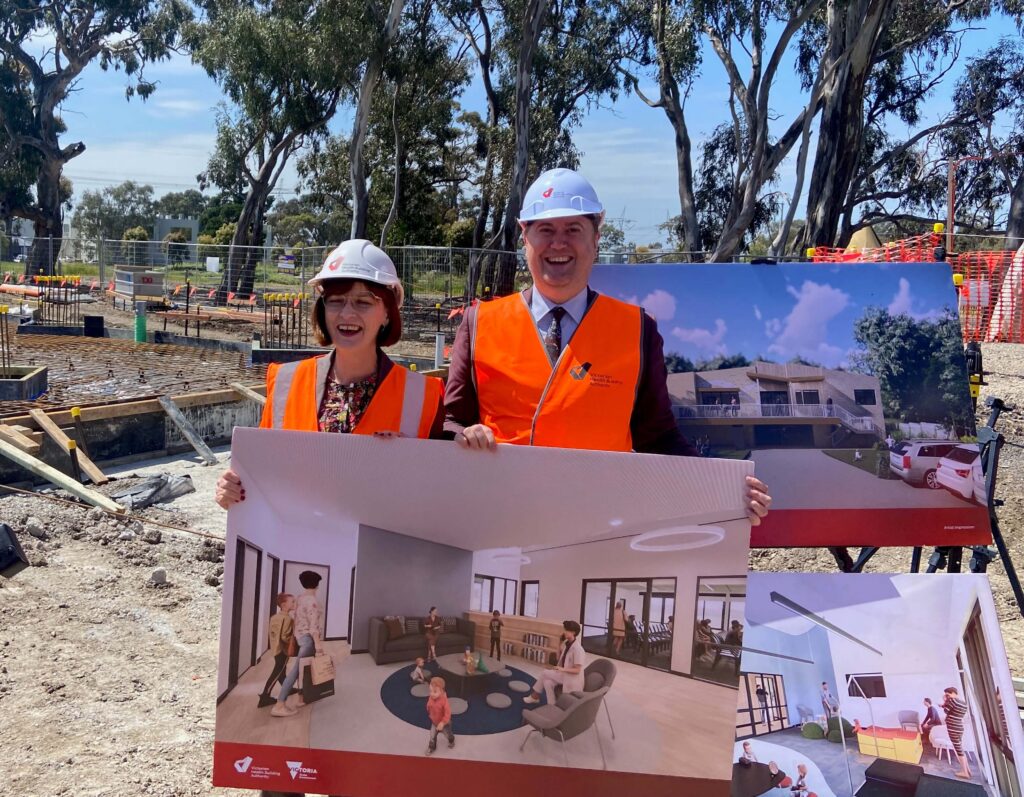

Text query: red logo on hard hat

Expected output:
[328,256,343,271]
[542,187,553,198]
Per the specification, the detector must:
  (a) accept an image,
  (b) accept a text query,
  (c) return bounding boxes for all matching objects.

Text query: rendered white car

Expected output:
[936,444,983,503]
[889,439,959,489]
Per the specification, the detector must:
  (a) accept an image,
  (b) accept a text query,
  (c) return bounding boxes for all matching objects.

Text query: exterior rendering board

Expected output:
[589,261,992,547]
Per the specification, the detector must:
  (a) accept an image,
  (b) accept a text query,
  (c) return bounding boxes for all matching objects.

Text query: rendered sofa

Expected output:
[368,615,476,664]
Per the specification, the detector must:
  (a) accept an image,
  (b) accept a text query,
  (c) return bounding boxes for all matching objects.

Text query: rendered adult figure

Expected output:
[756,685,769,724]
[214,239,445,510]
[821,681,838,717]
[941,686,972,779]
[274,570,324,717]
[443,168,771,524]
[424,606,442,662]
[611,600,627,654]
[523,620,585,705]
[921,697,943,742]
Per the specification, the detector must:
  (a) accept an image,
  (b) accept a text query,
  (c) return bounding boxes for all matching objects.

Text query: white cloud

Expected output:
[754,304,762,321]
[887,277,942,320]
[638,289,676,321]
[149,97,212,117]
[765,280,850,366]
[672,319,728,355]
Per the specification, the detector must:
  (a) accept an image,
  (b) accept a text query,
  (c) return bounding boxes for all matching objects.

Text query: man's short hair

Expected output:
[563,620,582,635]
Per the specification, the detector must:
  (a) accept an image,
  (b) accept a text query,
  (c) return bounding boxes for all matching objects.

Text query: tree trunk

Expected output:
[653,0,700,260]
[798,0,894,250]
[350,0,406,240]
[27,157,65,276]
[380,83,405,247]
[1007,168,1024,249]
[497,0,548,295]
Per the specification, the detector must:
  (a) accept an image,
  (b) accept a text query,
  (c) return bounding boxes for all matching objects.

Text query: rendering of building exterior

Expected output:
[667,361,884,450]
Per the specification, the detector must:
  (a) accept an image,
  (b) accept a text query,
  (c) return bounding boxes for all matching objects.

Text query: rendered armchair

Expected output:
[520,686,610,769]
[929,725,955,763]
[582,658,618,739]
[898,710,920,732]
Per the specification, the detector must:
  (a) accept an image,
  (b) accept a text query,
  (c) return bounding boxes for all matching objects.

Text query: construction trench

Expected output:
[0,282,447,491]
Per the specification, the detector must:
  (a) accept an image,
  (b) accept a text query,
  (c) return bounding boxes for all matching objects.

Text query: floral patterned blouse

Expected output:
[317,371,379,433]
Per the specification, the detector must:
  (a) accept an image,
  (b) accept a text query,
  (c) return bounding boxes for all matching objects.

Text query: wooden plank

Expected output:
[4,385,269,429]
[0,424,41,455]
[0,439,124,514]
[29,408,109,485]
[158,396,218,465]
[8,425,44,446]
[229,382,267,406]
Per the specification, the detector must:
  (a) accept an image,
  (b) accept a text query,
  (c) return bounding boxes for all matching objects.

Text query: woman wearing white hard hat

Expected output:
[215,239,445,509]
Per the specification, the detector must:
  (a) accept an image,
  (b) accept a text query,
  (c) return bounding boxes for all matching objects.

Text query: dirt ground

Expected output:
[1,343,1023,796]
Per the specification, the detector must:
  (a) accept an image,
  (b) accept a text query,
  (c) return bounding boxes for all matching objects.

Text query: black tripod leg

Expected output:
[851,548,879,573]
[990,518,1024,619]
[910,547,922,573]
[947,547,963,573]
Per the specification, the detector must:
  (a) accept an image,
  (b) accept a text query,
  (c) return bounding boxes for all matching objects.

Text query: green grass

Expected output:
[822,448,883,476]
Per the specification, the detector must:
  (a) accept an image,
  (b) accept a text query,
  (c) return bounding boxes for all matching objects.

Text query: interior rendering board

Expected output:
[213,428,754,795]
[731,573,1023,797]
[589,262,991,547]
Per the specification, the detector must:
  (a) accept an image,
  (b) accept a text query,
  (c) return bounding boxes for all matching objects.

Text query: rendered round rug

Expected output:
[382,662,537,735]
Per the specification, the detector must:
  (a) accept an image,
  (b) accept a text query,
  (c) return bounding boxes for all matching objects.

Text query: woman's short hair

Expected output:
[310,279,401,347]
[298,570,322,589]
[944,686,959,695]
[563,620,581,636]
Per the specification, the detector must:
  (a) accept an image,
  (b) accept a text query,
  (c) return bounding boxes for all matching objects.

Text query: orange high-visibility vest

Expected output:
[260,354,442,438]
[471,292,643,450]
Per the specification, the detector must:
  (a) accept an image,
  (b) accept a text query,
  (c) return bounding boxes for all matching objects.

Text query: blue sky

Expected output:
[589,262,959,367]
[27,12,1016,245]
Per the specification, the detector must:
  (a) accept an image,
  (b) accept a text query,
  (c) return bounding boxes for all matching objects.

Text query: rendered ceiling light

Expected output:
[492,553,531,565]
[629,526,725,552]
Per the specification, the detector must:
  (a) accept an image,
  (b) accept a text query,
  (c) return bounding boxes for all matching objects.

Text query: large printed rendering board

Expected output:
[213,428,753,796]
[590,261,992,547]
[733,573,1024,797]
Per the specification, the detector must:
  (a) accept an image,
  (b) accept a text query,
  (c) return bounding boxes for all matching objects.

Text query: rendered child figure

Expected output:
[425,676,455,756]
[258,593,295,708]
[410,657,428,684]
[463,646,477,673]
[489,610,503,660]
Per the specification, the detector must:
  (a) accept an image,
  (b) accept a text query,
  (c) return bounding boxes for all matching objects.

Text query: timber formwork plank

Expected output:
[158,396,219,465]
[29,408,109,485]
[0,439,123,514]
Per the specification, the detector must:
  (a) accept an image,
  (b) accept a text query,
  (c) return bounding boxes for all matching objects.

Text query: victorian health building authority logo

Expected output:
[287,760,320,781]
[569,362,592,381]
[234,756,253,774]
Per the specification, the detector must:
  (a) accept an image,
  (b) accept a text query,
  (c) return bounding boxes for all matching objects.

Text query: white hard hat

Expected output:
[519,168,604,223]
[308,239,404,306]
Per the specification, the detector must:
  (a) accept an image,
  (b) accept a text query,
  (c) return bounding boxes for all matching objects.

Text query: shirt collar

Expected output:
[530,285,589,326]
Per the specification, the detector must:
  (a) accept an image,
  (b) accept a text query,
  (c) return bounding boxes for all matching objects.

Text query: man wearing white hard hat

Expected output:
[444,168,771,524]
[215,239,445,511]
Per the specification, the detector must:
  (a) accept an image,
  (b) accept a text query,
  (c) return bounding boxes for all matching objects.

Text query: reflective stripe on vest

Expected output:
[266,354,437,436]
[471,292,643,451]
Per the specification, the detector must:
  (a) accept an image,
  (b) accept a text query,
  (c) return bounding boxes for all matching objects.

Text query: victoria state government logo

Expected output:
[287,760,319,781]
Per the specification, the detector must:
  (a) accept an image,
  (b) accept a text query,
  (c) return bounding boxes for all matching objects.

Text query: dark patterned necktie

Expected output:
[544,306,567,363]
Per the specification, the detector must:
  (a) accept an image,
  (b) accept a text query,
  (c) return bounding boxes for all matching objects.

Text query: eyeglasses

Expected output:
[324,294,382,313]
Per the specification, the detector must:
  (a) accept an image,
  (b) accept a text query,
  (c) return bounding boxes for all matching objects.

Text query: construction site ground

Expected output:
[0,343,1023,796]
